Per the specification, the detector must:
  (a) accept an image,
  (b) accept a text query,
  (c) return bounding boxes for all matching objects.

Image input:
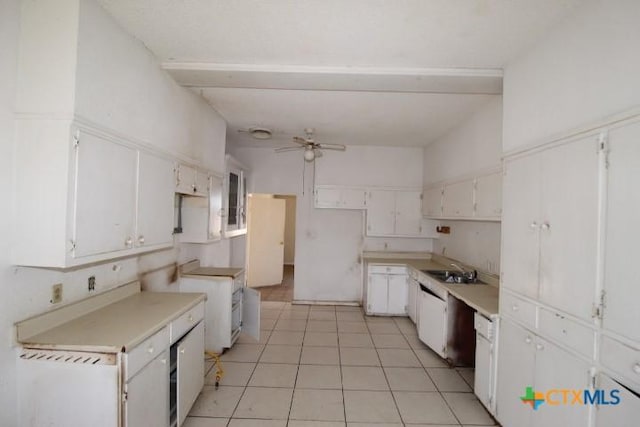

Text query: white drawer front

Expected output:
[601,335,640,391]
[538,308,595,359]
[170,302,205,344]
[369,265,406,275]
[474,312,494,340]
[124,326,169,380]
[500,292,536,328]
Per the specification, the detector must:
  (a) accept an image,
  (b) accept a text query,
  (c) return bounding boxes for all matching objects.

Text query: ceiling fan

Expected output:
[275,128,346,162]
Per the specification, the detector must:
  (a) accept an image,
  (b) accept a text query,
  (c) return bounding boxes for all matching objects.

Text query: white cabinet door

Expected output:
[341,188,367,209]
[175,163,197,195]
[407,278,418,323]
[315,187,341,208]
[395,191,422,236]
[137,152,175,248]
[423,186,442,218]
[194,170,209,197]
[602,121,640,342]
[442,180,474,218]
[242,287,261,342]
[367,274,388,314]
[208,174,224,240]
[177,321,204,427]
[124,351,169,427]
[366,190,396,236]
[418,289,447,358]
[475,171,503,219]
[73,131,137,258]
[496,320,535,427]
[387,274,408,315]
[501,154,541,299]
[538,137,599,321]
[595,375,640,426]
[475,334,492,410]
[532,337,591,427]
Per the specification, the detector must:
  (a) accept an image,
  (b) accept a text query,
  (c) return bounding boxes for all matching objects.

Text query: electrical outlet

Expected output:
[88,276,96,292]
[51,283,63,304]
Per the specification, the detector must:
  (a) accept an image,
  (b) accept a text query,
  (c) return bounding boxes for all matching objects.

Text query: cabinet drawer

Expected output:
[170,302,205,344]
[538,308,595,359]
[369,265,406,275]
[500,292,536,328]
[601,335,640,390]
[474,312,495,340]
[124,326,169,380]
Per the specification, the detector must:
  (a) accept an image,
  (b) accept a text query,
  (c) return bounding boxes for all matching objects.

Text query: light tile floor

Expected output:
[187,301,498,427]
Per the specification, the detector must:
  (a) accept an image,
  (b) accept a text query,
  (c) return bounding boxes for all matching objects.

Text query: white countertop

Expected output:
[19,291,206,353]
[363,252,500,318]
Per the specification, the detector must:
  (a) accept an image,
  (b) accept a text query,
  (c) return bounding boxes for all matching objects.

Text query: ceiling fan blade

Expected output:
[292,136,310,146]
[317,143,346,151]
[275,146,304,153]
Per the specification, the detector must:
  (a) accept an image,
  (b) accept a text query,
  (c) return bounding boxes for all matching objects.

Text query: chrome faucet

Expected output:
[450,263,478,281]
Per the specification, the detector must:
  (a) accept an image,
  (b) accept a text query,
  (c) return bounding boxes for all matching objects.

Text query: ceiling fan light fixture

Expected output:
[303,147,315,162]
[248,127,272,140]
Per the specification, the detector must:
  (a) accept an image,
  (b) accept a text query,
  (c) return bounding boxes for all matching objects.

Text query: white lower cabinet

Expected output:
[365,265,408,316]
[496,319,591,427]
[474,313,496,414]
[174,322,204,427]
[417,285,447,358]
[407,276,419,324]
[595,374,640,426]
[125,350,169,427]
[180,272,261,352]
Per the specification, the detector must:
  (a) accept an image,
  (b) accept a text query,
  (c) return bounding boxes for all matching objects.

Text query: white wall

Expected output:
[423,97,503,273]
[233,145,431,302]
[1,1,228,424]
[503,0,640,153]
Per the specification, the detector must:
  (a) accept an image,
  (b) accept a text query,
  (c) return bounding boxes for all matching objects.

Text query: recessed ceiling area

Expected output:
[97,0,585,148]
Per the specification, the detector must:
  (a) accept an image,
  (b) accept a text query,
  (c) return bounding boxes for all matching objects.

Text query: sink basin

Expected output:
[421,269,486,285]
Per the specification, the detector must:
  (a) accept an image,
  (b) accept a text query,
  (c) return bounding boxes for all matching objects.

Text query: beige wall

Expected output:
[275,195,297,265]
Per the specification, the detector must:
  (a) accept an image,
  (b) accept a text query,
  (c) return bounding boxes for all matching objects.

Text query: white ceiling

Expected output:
[98,0,585,147]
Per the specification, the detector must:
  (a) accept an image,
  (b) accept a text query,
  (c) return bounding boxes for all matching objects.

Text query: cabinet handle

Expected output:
[125,237,133,247]
[536,343,544,351]
[525,336,532,344]
[188,314,194,322]
[160,358,167,365]
[180,348,185,354]
[512,304,519,312]
[633,364,640,375]
[529,222,538,230]
[138,235,145,245]
[541,222,551,231]
[147,346,154,354]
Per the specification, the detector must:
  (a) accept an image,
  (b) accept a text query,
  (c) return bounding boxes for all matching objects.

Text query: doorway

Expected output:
[245,194,296,302]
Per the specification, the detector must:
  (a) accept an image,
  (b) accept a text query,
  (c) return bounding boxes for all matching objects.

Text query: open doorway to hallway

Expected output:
[245,194,296,302]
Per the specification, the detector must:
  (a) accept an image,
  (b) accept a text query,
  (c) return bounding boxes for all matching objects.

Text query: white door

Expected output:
[366,190,396,236]
[407,278,418,323]
[417,289,447,358]
[538,138,599,320]
[315,187,341,208]
[495,320,535,427]
[602,121,640,342]
[387,274,408,315]
[124,351,169,427]
[367,274,388,314]
[246,196,286,287]
[242,287,261,342]
[422,186,442,218]
[475,334,492,410]
[475,172,503,218]
[501,154,541,299]
[395,191,422,236]
[442,180,474,217]
[73,131,137,258]
[137,152,175,248]
[532,337,591,427]
[208,175,224,240]
[177,322,205,427]
[595,374,640,426]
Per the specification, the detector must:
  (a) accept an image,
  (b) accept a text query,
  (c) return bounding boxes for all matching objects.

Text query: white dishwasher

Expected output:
[474,312,497,415]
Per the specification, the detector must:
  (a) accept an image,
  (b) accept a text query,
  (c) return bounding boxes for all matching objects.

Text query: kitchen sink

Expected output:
[422,269,486,285]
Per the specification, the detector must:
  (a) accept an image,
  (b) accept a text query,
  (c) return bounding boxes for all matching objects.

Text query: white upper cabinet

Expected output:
[442,180,475,218]
[366,190,423,237]
[315,186,367,209]
[422,185,442,218]
[181,174,224,243]
[475,171,503,219]
[175,164,207,197]
[502,136,598,320]
[137,152,176,248]
[602,120,640,342]
[73,130,138,258]
[223,155,248,237]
